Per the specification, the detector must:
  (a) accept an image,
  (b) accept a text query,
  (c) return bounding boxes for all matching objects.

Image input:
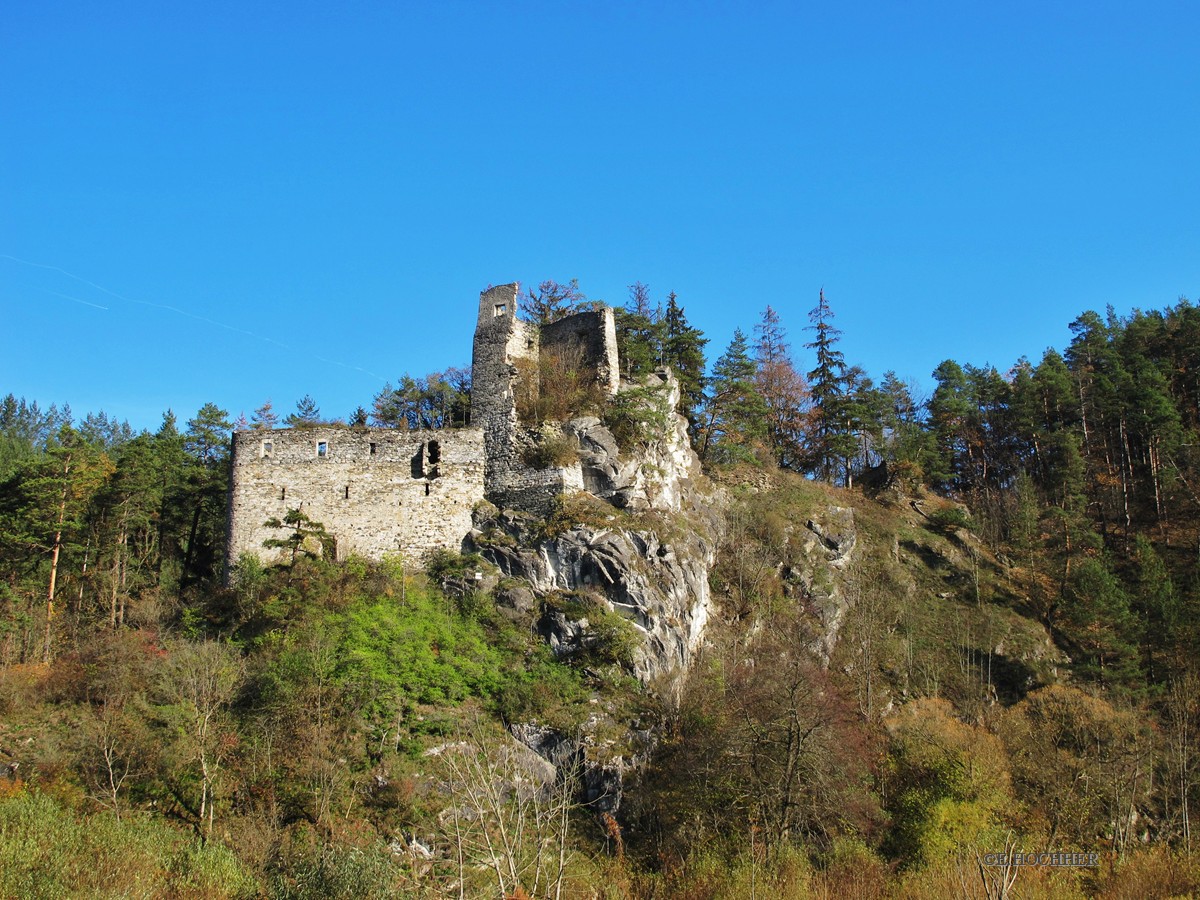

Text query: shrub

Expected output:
[424,549,487,582]
[926,505,974,534]
[521,426,579,469]
[602,384,671,453]
[514,344,606,423]
[540,492,623,539]
[0,788,257,899]
[586,608,643,668]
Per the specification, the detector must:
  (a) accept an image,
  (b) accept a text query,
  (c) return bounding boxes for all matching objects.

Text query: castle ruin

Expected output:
[226,284,622,567]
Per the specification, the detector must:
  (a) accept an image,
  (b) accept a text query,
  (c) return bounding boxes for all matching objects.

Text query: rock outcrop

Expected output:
[795,505,859,660]
[472,507,718,686]
[466,373,721,811]
[469,372,720,688]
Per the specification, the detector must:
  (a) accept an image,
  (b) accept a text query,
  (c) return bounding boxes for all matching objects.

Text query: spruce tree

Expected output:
[804,289,852,481]
[662,292,708,432]
[698,329,768,464]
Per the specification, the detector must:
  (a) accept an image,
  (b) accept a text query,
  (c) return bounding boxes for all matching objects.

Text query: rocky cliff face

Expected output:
[471,504,719,687]
[468,373,721,689]
[464,374,722,810]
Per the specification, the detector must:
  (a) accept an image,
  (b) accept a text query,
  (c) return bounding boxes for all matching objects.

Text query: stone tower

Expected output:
[470,282,620,512]
[470,283,539,496]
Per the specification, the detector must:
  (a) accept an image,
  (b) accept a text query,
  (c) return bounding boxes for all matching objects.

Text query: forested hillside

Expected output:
[2,286,1199,898]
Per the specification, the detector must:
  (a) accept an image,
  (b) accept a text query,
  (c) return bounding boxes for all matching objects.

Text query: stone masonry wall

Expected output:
[540,307,619,397]
[227,427,484,567]
[471,284,534,494]
[470,284,619,514]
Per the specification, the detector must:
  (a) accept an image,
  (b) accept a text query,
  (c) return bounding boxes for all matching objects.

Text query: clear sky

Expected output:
[3,0,1198,432]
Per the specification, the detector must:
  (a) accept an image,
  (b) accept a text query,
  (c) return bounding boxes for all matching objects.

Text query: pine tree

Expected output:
[1,425,114,661]
[181,404,232,586]
[841,365,884,486]
[1060,556,1139,690]
[185,404,233,468]
[878,371,930,473]
[285,395,322,428]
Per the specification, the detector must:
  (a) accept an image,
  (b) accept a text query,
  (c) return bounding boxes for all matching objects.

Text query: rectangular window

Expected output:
[262,440,273,458]
[344,486,350,499]
[316,441,328,458]
[369,442,377,456]
[494,303,507,316]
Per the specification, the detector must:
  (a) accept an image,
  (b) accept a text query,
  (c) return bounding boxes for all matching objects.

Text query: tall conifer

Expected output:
[804,290,852,481]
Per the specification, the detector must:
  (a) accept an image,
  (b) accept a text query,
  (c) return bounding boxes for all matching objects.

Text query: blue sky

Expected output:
[3,0,1198,432]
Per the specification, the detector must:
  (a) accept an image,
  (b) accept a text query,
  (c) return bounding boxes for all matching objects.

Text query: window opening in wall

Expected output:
[494,303,507,316]
[526,339,535,350]
[426,440,440,478]
[344,486,350,499]
[262,440,273,458]
[317,441,328,458]
[369,442,377,456]
[425,482,431,496]
[411,445,425,479]
[280,487,286,502]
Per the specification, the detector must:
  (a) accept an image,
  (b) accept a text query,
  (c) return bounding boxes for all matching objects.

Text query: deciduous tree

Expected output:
[518,278,589,325]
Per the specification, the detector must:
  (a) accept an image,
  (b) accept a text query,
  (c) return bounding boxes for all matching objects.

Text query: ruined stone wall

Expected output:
[227,282,626,575]
[470,284,619,514]
[471,283,535,494]
[227,427,484,567]
[540,307,619,397]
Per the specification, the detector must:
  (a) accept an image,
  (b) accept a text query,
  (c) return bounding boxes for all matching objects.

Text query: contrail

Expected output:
[2,253,387,381]
[38,287,110,311]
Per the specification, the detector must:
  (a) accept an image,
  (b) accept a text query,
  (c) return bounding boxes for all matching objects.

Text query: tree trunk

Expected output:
[44,464,70,664]
[182,498,204,588]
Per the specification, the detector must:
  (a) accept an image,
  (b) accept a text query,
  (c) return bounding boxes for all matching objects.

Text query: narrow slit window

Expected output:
[424,483,431,496]
[316,441,328,458]
[344,486,350,499]
[426,439,441,479]
[369,442,377,456]
[280,487,286,502]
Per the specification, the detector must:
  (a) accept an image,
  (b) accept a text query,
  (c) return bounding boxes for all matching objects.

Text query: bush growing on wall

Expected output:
[514,344,606,424]
[521,425,579,469]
